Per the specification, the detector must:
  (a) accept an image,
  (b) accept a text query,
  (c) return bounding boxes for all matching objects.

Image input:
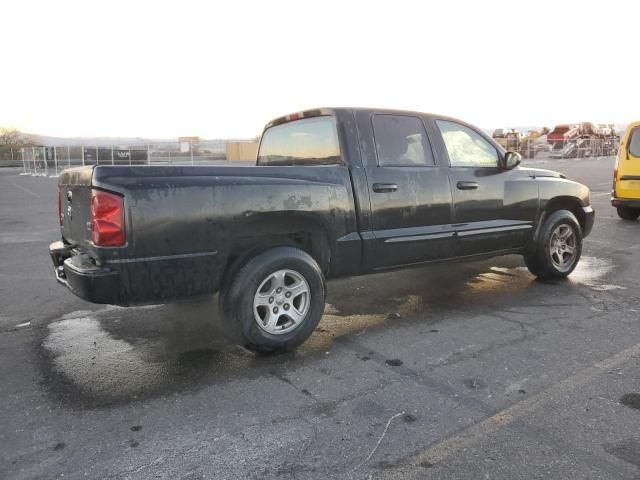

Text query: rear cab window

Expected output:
[257,116,341,166]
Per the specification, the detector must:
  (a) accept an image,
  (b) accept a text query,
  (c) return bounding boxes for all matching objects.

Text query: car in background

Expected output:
[612,121,640,220]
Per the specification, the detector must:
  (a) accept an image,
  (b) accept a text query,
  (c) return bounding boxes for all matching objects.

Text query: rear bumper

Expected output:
[49,241,121,304]
[49,241,225,306]
[582,206,595,237]
[611,197,640,209]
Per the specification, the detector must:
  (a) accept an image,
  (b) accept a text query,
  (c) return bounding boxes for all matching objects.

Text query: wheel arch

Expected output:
[542,196,586,232]
[221,212,332,290]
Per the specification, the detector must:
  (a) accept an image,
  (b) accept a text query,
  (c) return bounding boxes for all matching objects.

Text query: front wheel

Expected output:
[219,247,326,353]
[617,207,640,221]
[524,209,582,279]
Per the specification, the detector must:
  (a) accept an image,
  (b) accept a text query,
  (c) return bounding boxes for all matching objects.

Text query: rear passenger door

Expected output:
[433,119,538,256]
[356,111,454,269]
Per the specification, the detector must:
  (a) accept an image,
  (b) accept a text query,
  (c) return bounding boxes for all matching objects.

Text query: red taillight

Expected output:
[90,189,125,247]
[58,190,63,226]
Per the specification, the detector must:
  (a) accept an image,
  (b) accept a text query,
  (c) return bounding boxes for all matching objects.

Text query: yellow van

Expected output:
[612,122,640,220]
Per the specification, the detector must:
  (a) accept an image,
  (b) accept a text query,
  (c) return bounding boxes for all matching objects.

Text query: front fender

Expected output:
[532,178,594,242]
[538,178,591,209]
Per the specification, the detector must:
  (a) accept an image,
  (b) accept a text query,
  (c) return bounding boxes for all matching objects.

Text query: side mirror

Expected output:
[503,151,521,169]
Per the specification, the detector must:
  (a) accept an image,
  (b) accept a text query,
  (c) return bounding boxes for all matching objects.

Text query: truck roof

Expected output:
[264,107,457,130]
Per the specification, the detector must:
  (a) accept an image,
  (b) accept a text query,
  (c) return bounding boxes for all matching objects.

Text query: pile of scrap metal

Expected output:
[492,127,550,159]
[547,123,620,158]
[494,123,620,160]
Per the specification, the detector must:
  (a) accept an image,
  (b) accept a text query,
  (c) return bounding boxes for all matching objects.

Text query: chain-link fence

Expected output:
[0,146,23,167]
[1,139,258,177]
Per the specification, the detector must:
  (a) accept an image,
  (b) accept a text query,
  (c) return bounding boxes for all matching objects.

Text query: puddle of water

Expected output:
[317,259,534,347]
[569,256,625,291]
[489,267,520,277]
[487,257,624,292]
[466,270,527,292]
[41,305,256,406]
[303,304,387,351]
[43,314,173,400]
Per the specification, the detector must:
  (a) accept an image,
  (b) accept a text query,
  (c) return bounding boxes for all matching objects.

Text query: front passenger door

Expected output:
[435,120,538,256]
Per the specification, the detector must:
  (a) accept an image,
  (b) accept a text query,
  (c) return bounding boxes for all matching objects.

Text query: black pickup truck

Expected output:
[50,108,594,352]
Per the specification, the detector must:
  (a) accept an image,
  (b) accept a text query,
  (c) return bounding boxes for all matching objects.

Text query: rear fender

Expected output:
[222,212,332,285]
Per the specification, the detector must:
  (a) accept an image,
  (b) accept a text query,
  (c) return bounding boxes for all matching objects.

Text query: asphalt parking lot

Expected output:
[1,157,639,480]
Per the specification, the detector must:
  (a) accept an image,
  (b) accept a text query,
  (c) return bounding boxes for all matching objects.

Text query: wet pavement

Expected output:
[1,157,639,479]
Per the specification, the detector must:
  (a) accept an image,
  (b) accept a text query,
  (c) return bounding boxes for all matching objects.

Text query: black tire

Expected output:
[219,246,326,353]
[617,207,640,221]
[524,209,583,280]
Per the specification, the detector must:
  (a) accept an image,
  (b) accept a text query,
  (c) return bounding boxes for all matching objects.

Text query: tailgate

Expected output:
[59,166,94,247]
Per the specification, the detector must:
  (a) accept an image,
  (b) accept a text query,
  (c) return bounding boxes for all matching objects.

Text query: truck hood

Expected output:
[520,167,566,179]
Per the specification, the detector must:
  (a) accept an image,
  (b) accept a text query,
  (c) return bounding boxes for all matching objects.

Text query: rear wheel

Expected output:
[219,247,326,353]
[617,207,640,221]
[524,210,582,279]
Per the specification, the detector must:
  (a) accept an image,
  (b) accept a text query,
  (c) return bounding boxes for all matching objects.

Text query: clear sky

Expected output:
[2,0,638,139]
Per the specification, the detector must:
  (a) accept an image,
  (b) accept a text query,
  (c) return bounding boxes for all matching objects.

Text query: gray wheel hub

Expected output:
[253,269,310,335]
[549,224,577,272]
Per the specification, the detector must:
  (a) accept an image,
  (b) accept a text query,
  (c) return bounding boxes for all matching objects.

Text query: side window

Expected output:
[436,120,499,168]
[629,127,640,158]
[372,115,434,167]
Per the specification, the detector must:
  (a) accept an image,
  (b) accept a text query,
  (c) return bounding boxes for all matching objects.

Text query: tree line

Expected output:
[0,128,34,148]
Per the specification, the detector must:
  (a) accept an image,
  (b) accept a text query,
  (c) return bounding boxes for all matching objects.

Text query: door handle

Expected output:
[456,181,478,190]
[372,183,398,193]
